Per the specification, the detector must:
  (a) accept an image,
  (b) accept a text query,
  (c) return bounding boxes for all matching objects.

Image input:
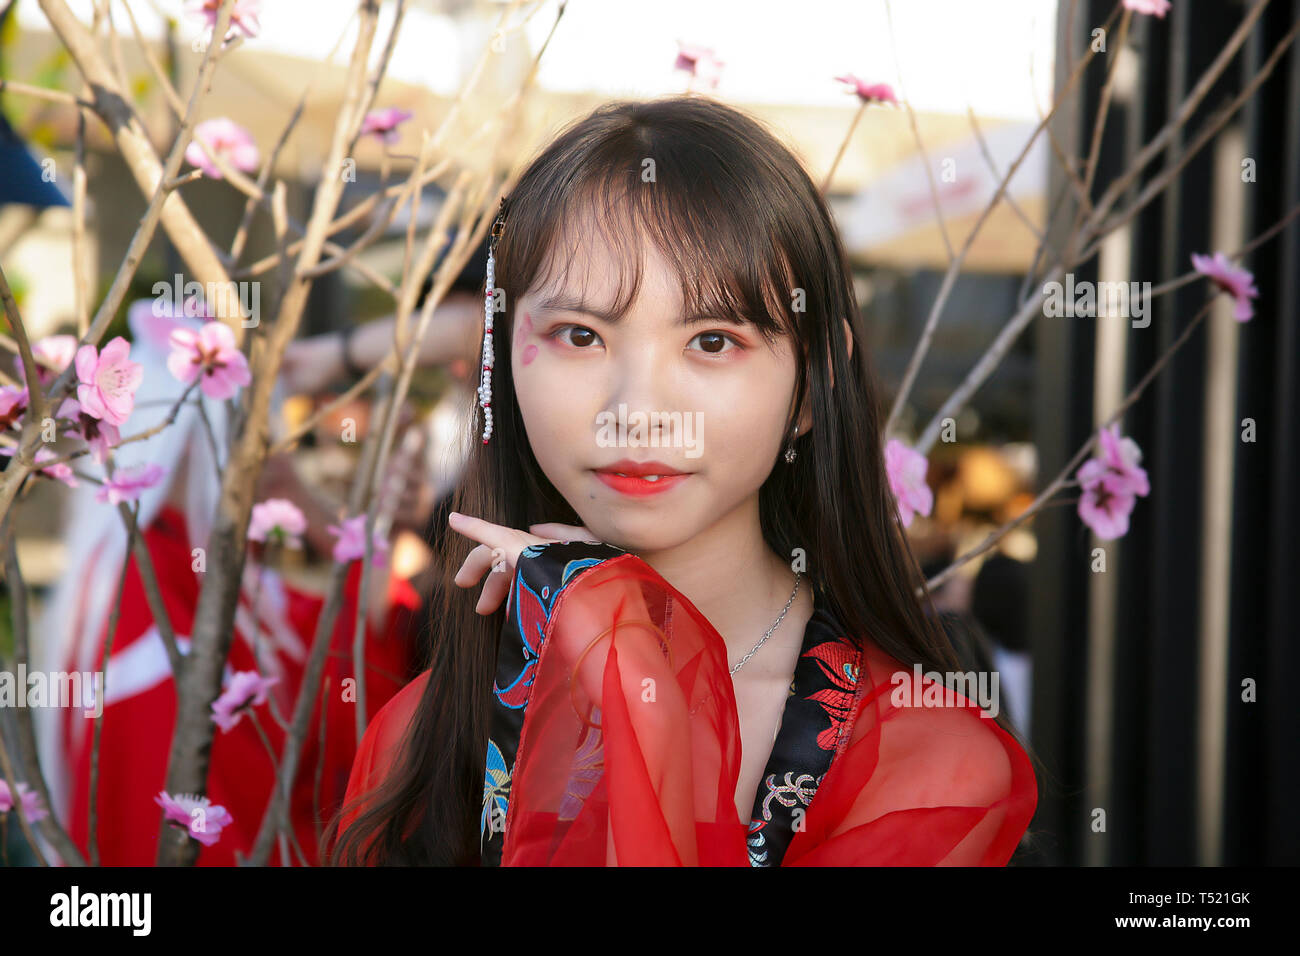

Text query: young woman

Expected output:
[328,95,1040,867]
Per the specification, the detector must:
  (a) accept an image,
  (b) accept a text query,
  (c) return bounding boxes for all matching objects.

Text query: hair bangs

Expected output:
[515,148,802,345]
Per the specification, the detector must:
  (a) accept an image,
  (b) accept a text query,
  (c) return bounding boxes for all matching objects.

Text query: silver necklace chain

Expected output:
[729,571,802,676]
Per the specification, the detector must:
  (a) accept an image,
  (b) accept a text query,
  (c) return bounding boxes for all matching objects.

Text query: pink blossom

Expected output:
[74,336,142,427]
[211,670,280,732]
[0,780,49,822]
[167,321,252,399]
[248,498,307,548]
[1191,251,1258,322]
[186,118,260,180]
[0,446,79,487]
[328,514,390,566]
[0,385,28,430]
[188,0,261,39]
[1075,424,1150,539]
[154,790,233,846]
[96,463,167,505]
[884,438,933,527]
[55,397,121,464]
[1123,0,1171,17]
[14,334,78,387]
[674,42,725,89]
[835,75,899,106]
[1096,423,1149,496]
[1078,470,1138,540]
[361,107,414,145]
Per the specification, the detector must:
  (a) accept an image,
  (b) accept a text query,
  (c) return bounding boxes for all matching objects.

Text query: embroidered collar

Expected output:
[745,579,862,866]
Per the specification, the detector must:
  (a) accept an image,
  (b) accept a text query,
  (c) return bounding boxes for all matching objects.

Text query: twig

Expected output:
[0,78,93,108]
[883,0,1122,438]
[884,0,952,262]
[313,673,330,859]
[37,0,238,343]
[925,294,1216,592]
[174,0,387,869]
[820,100,865,196]
[1,515,87,865]
[967,106,1044,243]
[73,108,90,337]
[1083,0,1274,234]
[1077,16,1300,262]
[117,502,184,679]
[246,711,310,867]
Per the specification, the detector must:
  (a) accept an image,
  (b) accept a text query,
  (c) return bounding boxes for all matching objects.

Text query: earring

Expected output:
[784,424,798,463]
[479,198,507,445]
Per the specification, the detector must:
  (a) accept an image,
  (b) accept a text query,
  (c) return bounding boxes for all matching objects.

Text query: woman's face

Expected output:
[512,229,806,553]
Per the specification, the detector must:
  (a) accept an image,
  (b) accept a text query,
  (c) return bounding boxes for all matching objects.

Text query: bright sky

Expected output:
[21,0,1058,121]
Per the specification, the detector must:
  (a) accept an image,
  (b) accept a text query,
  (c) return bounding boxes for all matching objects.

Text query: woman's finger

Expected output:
[448,512,548,571]
[447,512,515,552]
[454,543,499,588]
[475,561,513,615]
[527,522,601,543]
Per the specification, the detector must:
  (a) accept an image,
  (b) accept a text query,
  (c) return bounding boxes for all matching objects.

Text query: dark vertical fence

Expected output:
[1031,0,1298,866]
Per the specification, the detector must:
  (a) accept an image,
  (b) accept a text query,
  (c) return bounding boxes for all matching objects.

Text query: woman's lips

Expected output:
[592,471,690,497]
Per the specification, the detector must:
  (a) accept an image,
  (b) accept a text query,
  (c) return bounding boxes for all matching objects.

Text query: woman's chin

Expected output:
[579,516,694,556]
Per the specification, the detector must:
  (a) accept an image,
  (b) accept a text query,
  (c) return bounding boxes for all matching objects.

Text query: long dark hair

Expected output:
[325,94,1042,865]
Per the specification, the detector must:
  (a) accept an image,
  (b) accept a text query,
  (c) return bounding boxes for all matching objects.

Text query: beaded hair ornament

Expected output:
[478,197,507,444]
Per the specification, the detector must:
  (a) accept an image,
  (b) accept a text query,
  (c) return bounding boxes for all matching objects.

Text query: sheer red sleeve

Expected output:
[499,550,1036,867]
[781,643,1038,866]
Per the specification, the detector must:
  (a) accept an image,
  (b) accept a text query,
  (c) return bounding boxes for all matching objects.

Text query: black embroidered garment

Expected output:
[342,539,1037,865]
[480,540,856,867]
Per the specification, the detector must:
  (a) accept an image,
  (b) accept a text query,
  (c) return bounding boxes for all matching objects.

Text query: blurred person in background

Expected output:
[972,553,1032,739]
[31,300,425,865]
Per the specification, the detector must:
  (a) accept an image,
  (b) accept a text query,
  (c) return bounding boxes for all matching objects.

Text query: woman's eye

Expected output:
[688,331,741,355]
[550,324,603,349]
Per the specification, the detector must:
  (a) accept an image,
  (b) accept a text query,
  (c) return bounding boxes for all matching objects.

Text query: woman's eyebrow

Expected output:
[532,292,746,326]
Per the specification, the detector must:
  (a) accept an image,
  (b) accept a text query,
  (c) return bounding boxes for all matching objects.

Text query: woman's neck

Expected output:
[630,495,812,668]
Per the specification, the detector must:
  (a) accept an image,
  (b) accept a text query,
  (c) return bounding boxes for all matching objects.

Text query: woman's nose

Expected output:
[606,341,679,419]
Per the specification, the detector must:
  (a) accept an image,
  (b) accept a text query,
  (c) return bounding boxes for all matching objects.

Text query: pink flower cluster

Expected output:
[185,118,260,180]
[674,42,725,89]
[1076,424,1150,540]
[835,75,898,106]
[361,107,414,145]
[0,780,49,822]
[1191,251,1258,322]
[155,791,233,847]
[188,0,261,40]
[211,670,280,732]
[0,333,149,485]
[1123,0,1171,18]
[328,514,390,566]
[96,463,167,505]
[885,438,933,528]
[0,442,79,487]
[249,498,307,548]
[0,385,29,430]
[14,334,77,388]
[167,321,251,399]
[76,337,142,427]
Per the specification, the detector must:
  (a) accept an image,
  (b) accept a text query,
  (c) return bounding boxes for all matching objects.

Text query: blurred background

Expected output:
[1,0,1296,866]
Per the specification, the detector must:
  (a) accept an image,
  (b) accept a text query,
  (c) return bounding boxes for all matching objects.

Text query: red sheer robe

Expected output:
[341,542,1037,865]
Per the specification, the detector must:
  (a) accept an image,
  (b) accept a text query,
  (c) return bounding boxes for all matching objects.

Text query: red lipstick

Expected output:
[592,459,690,497]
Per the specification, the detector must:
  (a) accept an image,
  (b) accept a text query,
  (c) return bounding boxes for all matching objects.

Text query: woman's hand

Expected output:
[447,512,601,615]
